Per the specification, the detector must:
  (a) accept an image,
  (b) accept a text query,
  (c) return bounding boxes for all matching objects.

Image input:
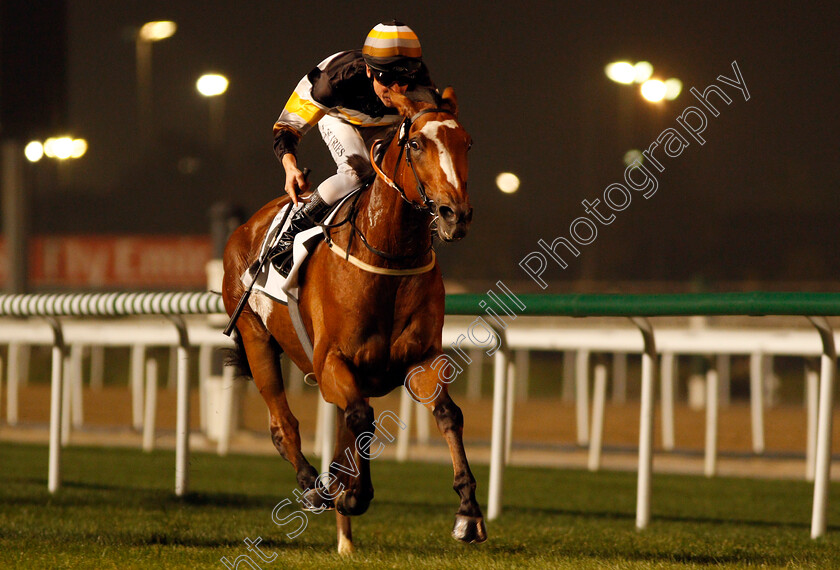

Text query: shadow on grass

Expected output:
[502,507,840,532]
[163,536,823,570]
[128,533,335,550]
[614,548,828,567]
[175,491,286,509]
[341,493,840,536]
[129,533,288,549]
[9,477,836,536]
[2,479,286,511]
[507,503,825,531]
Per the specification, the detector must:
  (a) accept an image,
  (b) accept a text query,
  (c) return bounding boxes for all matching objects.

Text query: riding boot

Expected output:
[271,191,331,276]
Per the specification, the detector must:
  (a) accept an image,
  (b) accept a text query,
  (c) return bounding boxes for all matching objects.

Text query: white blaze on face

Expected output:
[418,120,461,189]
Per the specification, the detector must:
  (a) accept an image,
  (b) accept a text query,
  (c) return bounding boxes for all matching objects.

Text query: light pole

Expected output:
[2,141,27,293]
[135,21,176,149]
[196,73,229,150]
[2,136,88,293]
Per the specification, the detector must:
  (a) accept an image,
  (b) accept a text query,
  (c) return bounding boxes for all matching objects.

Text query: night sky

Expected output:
[12,1,840,290]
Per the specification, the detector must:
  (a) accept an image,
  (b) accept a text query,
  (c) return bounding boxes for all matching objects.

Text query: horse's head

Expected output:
[389,88,473,242]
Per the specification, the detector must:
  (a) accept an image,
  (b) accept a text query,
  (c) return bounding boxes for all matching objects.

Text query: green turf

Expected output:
[1,442,838,569]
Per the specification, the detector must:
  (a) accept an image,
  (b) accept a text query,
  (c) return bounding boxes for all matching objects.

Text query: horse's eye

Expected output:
[409,140,421,152]
[467,140,473,151]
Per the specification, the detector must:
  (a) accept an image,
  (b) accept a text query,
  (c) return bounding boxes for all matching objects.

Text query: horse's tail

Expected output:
[222,328,252,378]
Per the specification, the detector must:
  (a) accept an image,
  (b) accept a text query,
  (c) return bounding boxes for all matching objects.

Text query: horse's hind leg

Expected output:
[407,361,487,543]
[237,316,327,507]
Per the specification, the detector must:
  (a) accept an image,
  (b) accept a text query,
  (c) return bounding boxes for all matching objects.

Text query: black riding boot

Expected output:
[271,191,331,276]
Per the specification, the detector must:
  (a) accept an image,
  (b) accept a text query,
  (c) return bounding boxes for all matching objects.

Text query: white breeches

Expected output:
[316,114,395,205]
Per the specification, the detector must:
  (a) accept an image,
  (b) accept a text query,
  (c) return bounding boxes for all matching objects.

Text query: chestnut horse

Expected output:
[221,88,484,553]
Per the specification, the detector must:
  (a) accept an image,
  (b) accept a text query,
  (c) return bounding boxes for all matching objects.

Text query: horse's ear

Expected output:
[441,86,458,118]
[390,91,417,118]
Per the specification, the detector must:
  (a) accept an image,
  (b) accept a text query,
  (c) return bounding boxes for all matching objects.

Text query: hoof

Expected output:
[452,514,487,544]
[300,486,334,512]
[335,490,371,516]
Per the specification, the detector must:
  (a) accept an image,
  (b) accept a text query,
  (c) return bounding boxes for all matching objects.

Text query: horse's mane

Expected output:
[410,84,457,111]
[369,87,453,168]
[407,85,440,105]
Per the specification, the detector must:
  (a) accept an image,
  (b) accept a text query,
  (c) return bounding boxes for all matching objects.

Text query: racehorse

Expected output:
[221,87,485,553]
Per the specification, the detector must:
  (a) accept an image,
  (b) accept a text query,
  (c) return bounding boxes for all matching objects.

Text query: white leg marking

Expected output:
[337,529,355,554]
[419,120,461,189]
[248,291,273,327]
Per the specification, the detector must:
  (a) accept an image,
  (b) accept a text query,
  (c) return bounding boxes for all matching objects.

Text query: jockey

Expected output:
[271,20,437,275]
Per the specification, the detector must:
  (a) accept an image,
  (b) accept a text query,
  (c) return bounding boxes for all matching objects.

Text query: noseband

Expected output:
[370,107,458,213]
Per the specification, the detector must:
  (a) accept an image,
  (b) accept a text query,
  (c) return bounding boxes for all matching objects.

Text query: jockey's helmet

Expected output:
[362,21,423,82]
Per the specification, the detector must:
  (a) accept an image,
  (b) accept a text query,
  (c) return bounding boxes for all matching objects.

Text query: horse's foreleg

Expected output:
[407,363,487,544]
[318,356,375,518]
[238,320,322,504]
[336,512,354,555]
[434,395,487,543]
[332,407,357,555]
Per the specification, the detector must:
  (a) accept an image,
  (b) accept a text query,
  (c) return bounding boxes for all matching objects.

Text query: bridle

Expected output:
[369,107,458,213]
[318,106,461,275]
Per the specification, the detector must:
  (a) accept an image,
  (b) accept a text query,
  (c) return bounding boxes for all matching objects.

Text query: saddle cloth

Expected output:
[241,192,356,304]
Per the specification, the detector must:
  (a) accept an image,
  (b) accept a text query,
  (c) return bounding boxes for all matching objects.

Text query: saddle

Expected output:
[242,191,359,305]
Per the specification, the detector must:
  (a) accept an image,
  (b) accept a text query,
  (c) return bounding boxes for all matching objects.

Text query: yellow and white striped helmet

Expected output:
[362,21,422,74]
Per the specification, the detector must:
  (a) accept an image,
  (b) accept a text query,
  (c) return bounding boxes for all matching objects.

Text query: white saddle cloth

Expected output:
[241,193,355,304]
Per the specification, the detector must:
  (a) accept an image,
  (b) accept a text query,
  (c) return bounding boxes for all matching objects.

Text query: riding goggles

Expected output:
[372,68,415,87]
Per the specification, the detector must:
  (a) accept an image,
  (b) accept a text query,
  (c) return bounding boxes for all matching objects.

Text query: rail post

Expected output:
[168,315,191,497]
[807,316,835,539]
[486,343,509,521]
[631,317,657,530]
[45,317,65,493]
[483,318,513,521]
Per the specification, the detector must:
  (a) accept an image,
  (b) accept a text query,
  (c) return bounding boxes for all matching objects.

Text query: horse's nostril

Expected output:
[438,205,457,223]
